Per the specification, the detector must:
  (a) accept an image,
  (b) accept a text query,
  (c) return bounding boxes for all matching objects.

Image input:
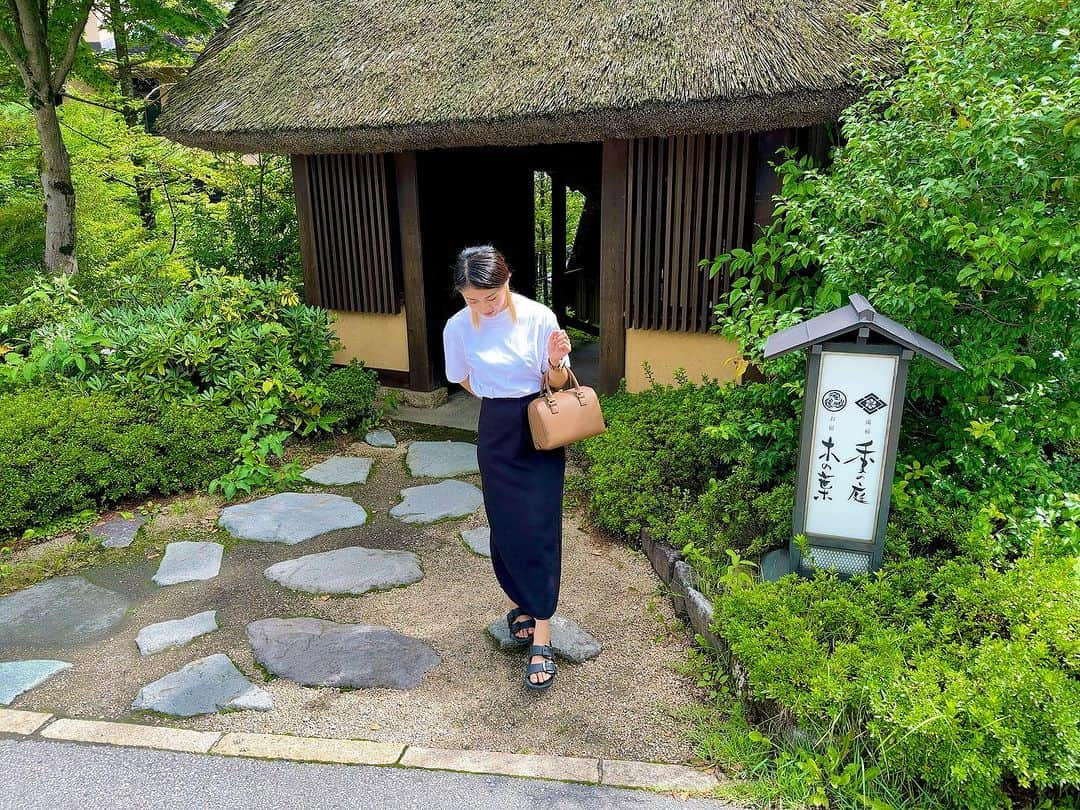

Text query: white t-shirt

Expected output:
[442,292,571,398]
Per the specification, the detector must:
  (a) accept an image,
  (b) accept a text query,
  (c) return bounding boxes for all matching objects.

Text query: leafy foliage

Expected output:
[183,154,302,285]
[0,385,238,537]
[0,269,338,429]
[715,555,1080,808]
[580,372,799,588]
[322,359,386,431]
[705,0,1079,560]
[584,0,1079,805]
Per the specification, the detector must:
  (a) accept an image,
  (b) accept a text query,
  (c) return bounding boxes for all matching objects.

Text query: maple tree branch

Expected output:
[0,23,36,93]
[51,0,94,89]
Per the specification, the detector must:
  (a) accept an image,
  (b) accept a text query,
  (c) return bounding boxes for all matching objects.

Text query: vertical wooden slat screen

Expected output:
[625,133,752,332]
[305,153,402,314]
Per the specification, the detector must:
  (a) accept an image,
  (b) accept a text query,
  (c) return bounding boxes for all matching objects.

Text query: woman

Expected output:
[442,245,572,692]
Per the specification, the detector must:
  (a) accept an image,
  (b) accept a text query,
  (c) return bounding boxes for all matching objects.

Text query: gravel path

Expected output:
[2,438,703,764]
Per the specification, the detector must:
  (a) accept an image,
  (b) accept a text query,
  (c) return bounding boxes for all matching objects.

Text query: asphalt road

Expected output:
[0,739,740,810]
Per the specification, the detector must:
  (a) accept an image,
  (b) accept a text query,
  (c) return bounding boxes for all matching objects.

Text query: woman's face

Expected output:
[460,281,509,318]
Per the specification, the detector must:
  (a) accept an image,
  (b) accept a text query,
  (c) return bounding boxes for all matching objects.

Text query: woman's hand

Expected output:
[547,329,572,366]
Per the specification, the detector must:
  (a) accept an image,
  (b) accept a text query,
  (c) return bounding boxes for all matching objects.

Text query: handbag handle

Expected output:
[542,366,583,396]
[541,366,588,411]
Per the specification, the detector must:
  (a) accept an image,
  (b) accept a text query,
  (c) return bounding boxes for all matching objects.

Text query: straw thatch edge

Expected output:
[159,85,864,155]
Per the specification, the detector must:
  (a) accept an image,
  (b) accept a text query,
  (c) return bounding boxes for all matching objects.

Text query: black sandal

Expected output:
[506,608,535,647]
[524,644,557,691]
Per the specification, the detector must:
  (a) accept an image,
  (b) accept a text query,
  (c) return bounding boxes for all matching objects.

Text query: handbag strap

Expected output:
[542,366,583,395]
[541,366,588,410]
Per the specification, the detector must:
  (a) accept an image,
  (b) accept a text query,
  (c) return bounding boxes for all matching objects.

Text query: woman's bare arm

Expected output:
[461,376,477,397]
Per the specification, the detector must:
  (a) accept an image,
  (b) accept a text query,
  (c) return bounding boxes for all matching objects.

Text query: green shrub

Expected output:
[705,0,1079,561]
[715,554,1080,808]
[581,375,799,571]
[0,268,339,430]
[322,359,381,430]
[182,154,301,285]
[0,386,239,537]
[0,198,44,305]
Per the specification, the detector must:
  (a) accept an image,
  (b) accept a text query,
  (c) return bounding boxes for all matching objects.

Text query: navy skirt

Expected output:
[477,391,566,621]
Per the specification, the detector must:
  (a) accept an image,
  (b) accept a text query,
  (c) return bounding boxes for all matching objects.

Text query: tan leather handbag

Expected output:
[527,368,607,450]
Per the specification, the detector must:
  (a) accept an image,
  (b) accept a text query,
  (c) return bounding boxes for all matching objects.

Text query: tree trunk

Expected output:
[109,0,156,231]
[33,99,78,276]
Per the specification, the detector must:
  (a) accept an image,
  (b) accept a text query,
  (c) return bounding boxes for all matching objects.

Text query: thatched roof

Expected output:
[158,0,898,154]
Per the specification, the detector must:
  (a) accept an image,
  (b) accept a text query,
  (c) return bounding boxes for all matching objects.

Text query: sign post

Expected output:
[760,295,962,580]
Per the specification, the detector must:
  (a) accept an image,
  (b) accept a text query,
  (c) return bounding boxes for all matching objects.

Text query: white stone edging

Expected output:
[0,708,721,794]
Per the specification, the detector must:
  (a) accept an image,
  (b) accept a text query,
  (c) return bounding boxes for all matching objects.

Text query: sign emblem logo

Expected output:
[855,393,888,414]
[821,390,847,412]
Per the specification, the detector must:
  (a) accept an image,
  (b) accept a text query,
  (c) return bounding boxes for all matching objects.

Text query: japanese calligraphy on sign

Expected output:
[803,351,898,542]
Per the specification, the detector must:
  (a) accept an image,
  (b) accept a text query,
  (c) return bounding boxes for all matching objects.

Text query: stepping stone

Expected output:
[152,541,223,586]
[135,611,219,656]
[0,576,130,647]
[301,456,373,486]
[247,618,440,690]
[487,614,602,663]
[406,441,479,478]
[264,547,422,595]
[365,429,397,448]
[389,480,483,524]
[132,654,271,717]
[91,513,146,549]
[461,527,491,557]
[0,660,71,705]
[219,492,367,544]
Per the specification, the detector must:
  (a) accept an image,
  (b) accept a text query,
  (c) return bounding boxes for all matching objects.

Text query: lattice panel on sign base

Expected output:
[799,546,870,576]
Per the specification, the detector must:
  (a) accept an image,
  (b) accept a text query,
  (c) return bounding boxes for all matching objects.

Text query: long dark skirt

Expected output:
[476,391,566,621]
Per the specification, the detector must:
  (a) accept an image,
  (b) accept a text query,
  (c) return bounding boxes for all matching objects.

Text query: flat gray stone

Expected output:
[247,618,440,690]
[264,547,422,595]
[135,611,219,656]
[670,561,696,618]
[486,614,602,663]
[646,540,681,584]
[219,492,368,544]
[686,587,725,652]
[131,653,272,717]
[640,528,655,556]
[0,660,71,705]
[460,527,491,557]
[0,576,130,647]
[405,441,479,478]
[364,429,397,448]
[91,513,146,549]
[152,541,223,586]
[389,480,483,524]
[301,456,373,486]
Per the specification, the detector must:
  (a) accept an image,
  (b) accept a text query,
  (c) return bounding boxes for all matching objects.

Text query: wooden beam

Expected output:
[290,154,321,307]
[599,140,629,395]
[551,172,566,321]
[394,151,435,392]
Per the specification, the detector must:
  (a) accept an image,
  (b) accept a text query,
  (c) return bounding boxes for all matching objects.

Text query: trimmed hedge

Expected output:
[0,386,240,537]
[322,359,381,430]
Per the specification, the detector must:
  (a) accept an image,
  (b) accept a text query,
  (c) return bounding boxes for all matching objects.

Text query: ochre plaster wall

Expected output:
[329,309,409,371]
[624,328,745,392]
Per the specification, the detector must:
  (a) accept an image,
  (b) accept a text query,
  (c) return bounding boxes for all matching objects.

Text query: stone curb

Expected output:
[0,709,721,794]
[0,707,53,735]
[639,529,806,749]
[40,717,220,754]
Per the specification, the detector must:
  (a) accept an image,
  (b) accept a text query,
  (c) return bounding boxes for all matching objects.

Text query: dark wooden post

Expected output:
[551,172,567,321]
[599,140,628,395]
[395,151,435,392]
[290,154,321,307]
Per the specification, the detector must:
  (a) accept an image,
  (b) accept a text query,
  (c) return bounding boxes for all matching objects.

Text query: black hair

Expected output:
[453,245,511,291]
